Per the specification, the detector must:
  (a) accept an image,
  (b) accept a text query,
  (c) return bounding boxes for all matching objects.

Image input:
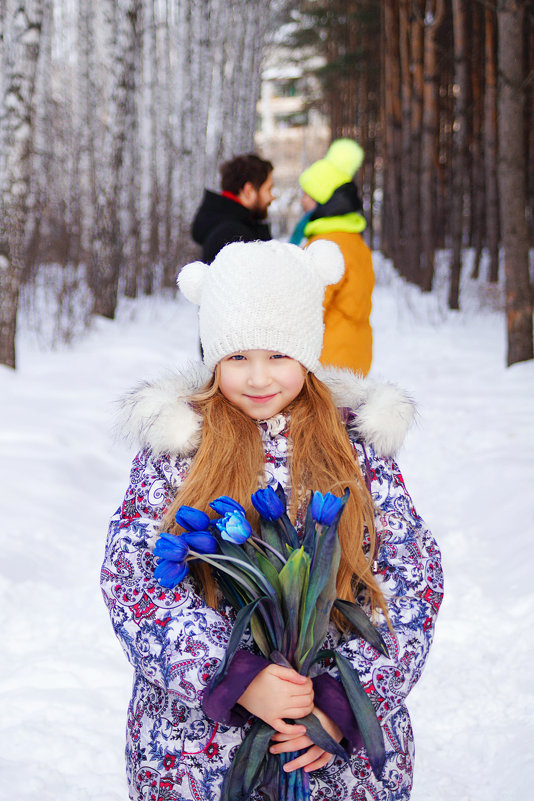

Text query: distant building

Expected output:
[255,58,330,240]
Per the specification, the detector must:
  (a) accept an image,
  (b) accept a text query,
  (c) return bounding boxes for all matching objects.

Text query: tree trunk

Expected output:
[381,0,402,262]
[449,0,469,310]
[497,0,533,366]
[409,1,424,285]
[484,3,500,283]
[140,0,160,294]
[0,0,45,368]
[525,6,534,244]
[398,0,413,280]
[420,0,445,292]
[122,0,142,299]
[469,0,485,279]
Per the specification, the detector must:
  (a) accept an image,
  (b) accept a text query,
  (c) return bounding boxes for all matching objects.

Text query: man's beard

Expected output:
[250,202,269,221]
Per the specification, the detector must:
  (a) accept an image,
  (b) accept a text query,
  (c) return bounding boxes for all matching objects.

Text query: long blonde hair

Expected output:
[162,370,388,623]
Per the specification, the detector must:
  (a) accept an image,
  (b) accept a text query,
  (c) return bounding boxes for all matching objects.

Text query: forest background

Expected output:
[0,0,533,370]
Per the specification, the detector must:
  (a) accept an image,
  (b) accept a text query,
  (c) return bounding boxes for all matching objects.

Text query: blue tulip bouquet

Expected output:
[154,484,388,801]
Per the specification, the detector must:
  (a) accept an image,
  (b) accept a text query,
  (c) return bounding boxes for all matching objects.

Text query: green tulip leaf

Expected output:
[220,718,275,801]
[299,525,340,657]
[333,598,389,657]
[259,518,287,565]
[293,711,348,761]
[278,547,310,663]
[333,651,386,779]
[256,552,283,599]
[210,597,265,689]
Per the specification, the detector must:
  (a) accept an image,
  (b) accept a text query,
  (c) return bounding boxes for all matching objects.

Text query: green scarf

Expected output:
[304,212,367,238]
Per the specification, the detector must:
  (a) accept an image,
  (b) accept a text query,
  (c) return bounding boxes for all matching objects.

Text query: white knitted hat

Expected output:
[178,239,344,373]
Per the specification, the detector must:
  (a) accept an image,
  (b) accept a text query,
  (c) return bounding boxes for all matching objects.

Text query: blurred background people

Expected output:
[191,153,274,263]
[292,139,374,376]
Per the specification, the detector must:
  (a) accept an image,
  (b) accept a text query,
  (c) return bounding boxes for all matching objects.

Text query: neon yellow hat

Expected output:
[299,139,365,204]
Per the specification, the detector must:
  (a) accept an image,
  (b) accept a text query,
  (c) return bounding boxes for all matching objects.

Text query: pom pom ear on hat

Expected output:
[325,139,364,178]
[305,239,345,286]
[177,260,208,305]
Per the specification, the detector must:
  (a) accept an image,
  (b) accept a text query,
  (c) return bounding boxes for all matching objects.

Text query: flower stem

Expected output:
[198,552,278,599]
[188,552,259,599]
[251,535,287,564]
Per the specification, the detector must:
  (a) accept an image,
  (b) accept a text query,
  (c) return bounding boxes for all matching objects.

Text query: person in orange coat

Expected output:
[292,139,374,375]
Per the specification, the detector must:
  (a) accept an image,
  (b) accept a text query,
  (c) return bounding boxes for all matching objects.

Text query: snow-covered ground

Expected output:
[1,254,533,800]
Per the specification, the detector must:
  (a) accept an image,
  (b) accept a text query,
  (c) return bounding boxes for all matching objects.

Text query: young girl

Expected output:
[101,239,443,801]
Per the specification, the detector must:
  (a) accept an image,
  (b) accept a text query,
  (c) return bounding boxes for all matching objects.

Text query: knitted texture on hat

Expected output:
[178,239,345,373]
[299,138,365,204]
[325,139,364,176]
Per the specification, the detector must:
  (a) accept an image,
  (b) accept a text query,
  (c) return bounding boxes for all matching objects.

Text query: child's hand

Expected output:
[269,705,343,772]
[238,664,314,735]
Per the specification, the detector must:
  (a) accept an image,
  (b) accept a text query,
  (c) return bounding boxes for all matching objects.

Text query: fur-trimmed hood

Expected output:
[117,362,416,460]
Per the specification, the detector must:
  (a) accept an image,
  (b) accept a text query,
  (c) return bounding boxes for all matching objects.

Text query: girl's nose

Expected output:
[247,363,271,388]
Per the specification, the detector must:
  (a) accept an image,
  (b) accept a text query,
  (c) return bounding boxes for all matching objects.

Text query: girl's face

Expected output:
[219,350,306,420]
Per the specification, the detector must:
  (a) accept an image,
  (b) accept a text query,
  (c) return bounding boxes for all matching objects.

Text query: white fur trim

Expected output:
[317,365,416,457]
[117,363,415,460]
[117,363,211,457]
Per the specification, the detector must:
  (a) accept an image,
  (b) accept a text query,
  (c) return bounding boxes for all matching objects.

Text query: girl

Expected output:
[101,239,443,801]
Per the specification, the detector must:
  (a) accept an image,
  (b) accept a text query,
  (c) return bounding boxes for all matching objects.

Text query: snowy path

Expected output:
[1,260,533,800]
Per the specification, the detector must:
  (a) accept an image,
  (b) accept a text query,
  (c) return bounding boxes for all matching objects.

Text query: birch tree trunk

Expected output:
[139,0,160,294]
[497,0,533,366]
[77,0,99,280]
[121,0,142,299]
[0,0,44,368]
[169,0,274,277]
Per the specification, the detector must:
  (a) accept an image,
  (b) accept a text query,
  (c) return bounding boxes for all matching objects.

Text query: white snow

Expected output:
[1,254,533,800]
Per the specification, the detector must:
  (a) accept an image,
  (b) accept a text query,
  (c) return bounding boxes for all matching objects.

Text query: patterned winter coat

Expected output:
[100,364,443,801]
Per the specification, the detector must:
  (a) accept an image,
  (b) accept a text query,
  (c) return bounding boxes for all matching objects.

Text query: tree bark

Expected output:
[449,0,469,310]
[469,0,485,279]
[0,0,44,368]
[122,0,142,299]
[398,0,413,280]
[484,2,500,282]
[381,0,402,263]
[497,0,533,365]
[409,0,424,285]
[420,0,445,291]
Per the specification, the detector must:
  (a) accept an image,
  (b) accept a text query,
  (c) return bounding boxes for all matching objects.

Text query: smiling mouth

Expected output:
[245,394,277,403]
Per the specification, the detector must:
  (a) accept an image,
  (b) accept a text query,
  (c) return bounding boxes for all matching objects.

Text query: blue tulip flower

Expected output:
[209,496,246,516]
[311,491,343,525]
[154,531,190,561]
[215,511,252,544]
[154,558,189,588]
[175,505,211,531]
[251,486,285,521]
[183,530,218,554]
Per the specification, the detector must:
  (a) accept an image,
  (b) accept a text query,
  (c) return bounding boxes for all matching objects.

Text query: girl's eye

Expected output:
[229,354,245,361]
[270,353,287,360]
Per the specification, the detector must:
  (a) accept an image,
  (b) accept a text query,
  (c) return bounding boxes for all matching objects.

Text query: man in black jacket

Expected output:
[191,153,274,263]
